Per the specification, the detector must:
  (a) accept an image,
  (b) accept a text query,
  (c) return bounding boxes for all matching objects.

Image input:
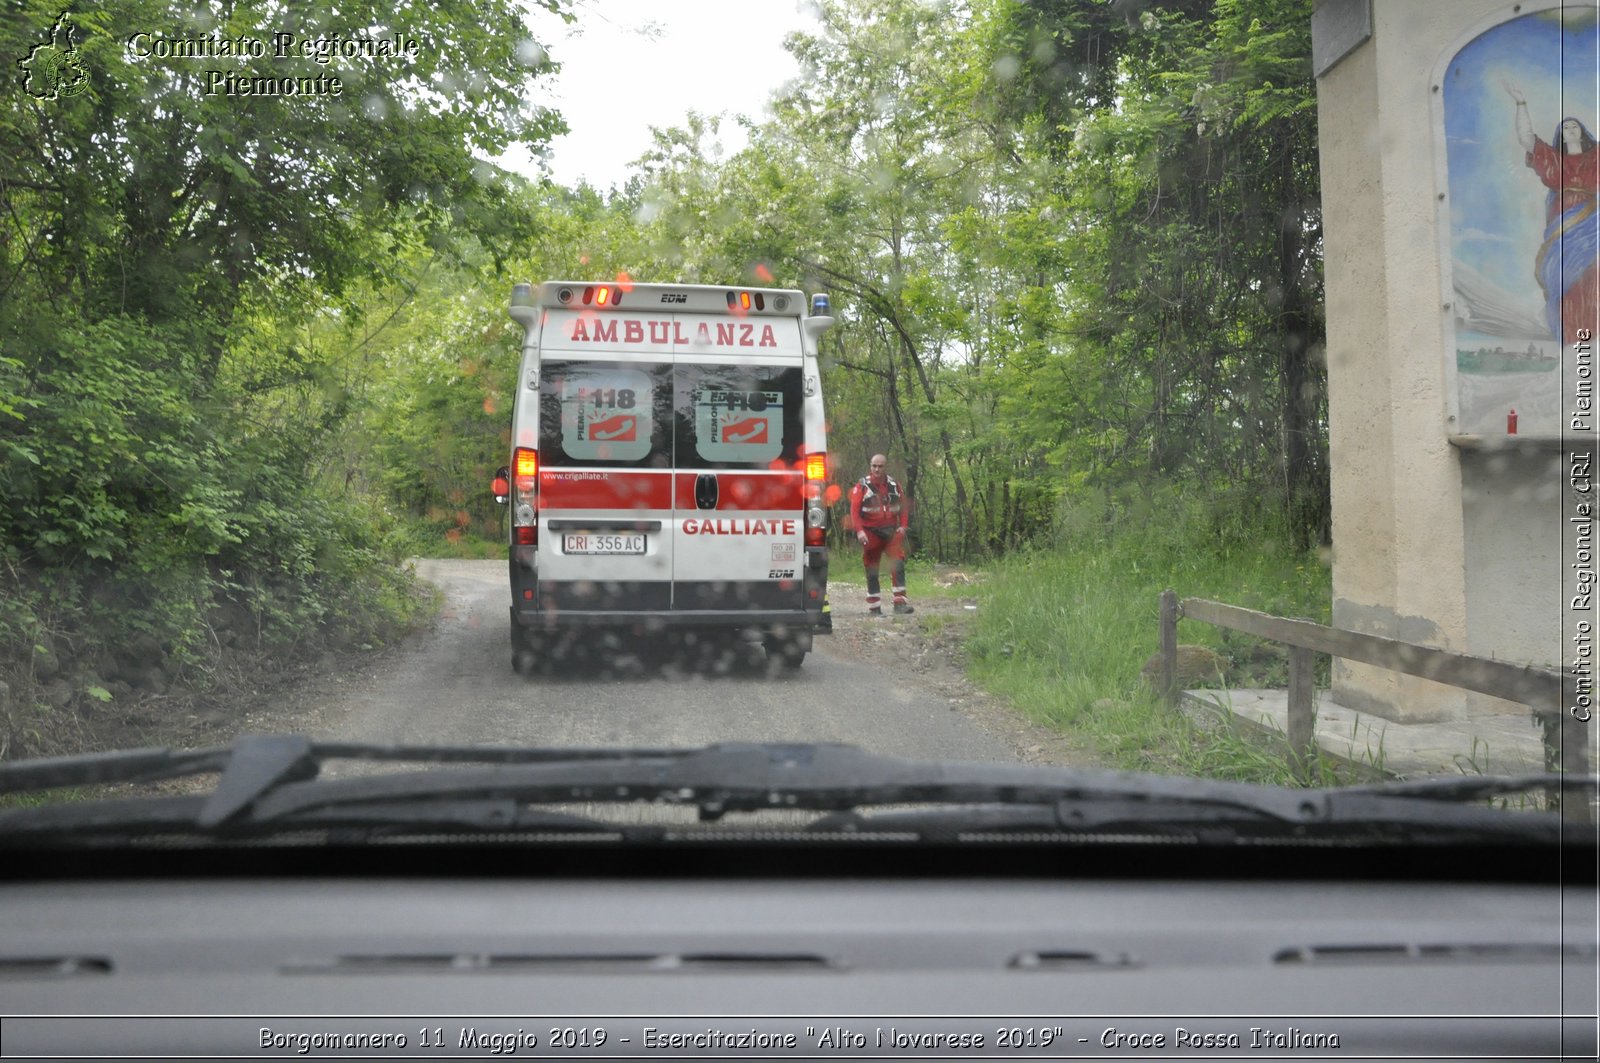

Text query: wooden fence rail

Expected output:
[1157,590,1590,819]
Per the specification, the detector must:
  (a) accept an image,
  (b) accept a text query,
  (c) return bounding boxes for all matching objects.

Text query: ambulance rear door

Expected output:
[671,316,808,614]
[535,310,675,614]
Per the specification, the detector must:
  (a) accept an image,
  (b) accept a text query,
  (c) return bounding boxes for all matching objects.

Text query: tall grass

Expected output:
[965,485,1335,781]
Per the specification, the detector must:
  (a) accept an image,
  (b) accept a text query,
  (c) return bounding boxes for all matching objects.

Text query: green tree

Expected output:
[999,0,1328,546]
[0,0,571,751]
[2,0,565,342]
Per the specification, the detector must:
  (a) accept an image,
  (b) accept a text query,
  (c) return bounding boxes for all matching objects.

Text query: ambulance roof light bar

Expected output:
[526,281,812,316]
[579,284,621,307]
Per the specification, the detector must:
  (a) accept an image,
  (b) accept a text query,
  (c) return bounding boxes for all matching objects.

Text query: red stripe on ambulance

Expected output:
[539,471,673,510]
[674,473,804,511]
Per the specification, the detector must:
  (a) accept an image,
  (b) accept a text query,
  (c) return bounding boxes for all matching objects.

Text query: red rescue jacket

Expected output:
[849,474,907,532]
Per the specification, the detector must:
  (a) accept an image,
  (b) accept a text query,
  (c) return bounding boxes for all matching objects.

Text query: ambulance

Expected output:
[494,281,835,671]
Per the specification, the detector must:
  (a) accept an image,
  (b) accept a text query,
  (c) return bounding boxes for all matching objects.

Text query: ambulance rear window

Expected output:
[539,361,673,468]
[674,364,804,470]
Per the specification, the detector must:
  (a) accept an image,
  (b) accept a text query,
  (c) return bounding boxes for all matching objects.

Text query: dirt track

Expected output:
[110,560,1092,769]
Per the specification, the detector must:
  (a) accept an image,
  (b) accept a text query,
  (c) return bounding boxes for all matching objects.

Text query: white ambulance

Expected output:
[494,281,835,671]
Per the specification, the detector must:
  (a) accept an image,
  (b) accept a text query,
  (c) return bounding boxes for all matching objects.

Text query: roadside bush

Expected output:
[0,316,431,758]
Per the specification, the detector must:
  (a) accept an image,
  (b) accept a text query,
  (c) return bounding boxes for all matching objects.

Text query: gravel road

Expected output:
[303,560,1022,762]
[63,557,1100,827]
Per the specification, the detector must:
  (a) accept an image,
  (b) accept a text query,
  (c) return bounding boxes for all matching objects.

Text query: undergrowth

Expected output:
[965,484,1340,785]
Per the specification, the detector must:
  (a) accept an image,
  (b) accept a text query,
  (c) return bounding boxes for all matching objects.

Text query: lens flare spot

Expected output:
[515,38,547,67]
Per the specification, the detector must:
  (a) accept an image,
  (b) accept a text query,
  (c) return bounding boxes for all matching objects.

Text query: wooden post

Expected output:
[1159,590,1179,711]
[1535,699,1590,824]
[1538,705,1563,818]
[1551,674,1591,824]
[1560,713,1591,824]
[1287,646,1316,783]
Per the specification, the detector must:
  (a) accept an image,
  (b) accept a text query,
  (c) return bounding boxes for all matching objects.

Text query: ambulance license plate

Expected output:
[563,533,646,555]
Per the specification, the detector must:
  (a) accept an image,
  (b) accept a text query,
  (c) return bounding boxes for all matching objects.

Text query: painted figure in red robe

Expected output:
[1506,81,1599,344]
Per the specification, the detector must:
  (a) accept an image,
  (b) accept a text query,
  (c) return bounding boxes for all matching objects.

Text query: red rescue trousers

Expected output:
[861,527,908,607]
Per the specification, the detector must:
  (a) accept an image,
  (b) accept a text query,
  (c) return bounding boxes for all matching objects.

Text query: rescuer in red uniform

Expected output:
[849,454,913,616]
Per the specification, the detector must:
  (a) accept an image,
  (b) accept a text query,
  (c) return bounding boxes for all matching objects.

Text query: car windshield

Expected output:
[0,0,1594,844]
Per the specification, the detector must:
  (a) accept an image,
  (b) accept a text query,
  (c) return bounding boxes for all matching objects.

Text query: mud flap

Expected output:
[806,546,830,633]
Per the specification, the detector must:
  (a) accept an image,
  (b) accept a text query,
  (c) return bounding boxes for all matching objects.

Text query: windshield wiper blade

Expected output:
[1338,774,1593,802]
[2,736,1593,844]
[0,735,330,829]
[0,743,234,792]
[232,740,1338,825]
[0,735,700,841]
[0,791,631,842]
[811,794,1589,844]
[0,734,697,824]
[0,735,696,796]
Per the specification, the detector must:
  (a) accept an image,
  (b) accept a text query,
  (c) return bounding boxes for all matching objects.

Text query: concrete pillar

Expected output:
[1315,0,1591,722]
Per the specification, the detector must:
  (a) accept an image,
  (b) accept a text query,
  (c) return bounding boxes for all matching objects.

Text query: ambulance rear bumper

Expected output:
[512,609,829,632]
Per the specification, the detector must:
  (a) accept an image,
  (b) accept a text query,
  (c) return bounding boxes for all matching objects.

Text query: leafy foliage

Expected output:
[614,0,1329,557]
[0,0,569,754]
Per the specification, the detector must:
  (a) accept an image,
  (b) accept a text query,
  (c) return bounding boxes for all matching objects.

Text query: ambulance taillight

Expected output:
[804,452,828,546]
[512,447,538,545]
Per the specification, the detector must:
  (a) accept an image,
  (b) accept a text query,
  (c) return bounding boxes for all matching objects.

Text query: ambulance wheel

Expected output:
[510,622,542,674]
[764,636,808,670]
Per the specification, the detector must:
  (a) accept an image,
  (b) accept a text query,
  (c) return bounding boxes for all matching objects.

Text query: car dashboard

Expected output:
[1,841,1595,1060]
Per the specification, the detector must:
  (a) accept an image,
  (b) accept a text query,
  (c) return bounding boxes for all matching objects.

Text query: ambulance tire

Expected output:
[510,620,542,675]
[764,635,809,670]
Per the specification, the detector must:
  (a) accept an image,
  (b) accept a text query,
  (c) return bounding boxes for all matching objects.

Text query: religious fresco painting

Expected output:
[1443,5,1598,438]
